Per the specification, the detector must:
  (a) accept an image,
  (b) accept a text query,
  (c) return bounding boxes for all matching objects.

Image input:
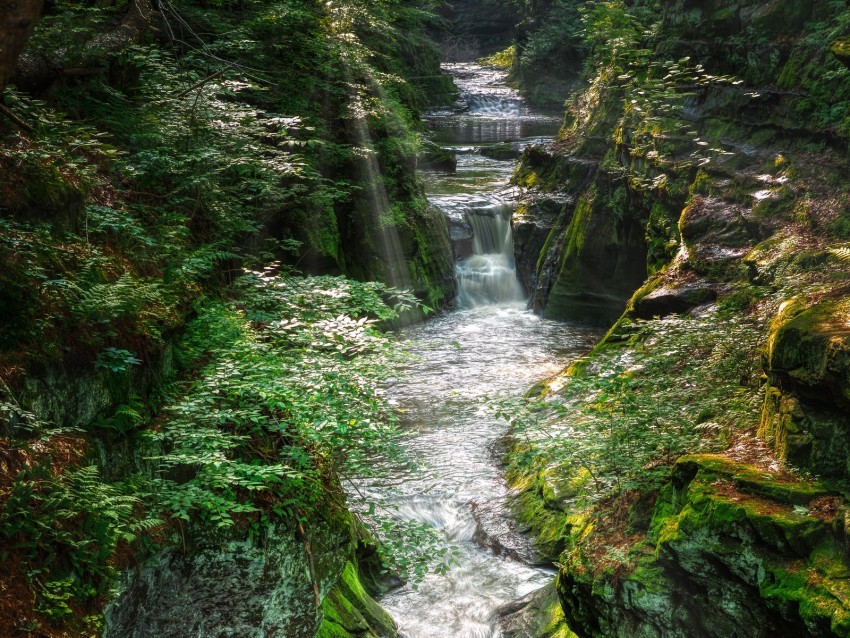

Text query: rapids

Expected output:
[355,63,602,638]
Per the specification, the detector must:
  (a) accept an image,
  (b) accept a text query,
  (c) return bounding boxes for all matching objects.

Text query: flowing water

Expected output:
[367,64,601,637]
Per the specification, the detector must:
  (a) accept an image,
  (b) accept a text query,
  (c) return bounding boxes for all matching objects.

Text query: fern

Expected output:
[0,464,156,617]
[829,245,850,262]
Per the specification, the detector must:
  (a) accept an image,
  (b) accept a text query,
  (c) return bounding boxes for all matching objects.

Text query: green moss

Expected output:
[479,45,516,69]
[507,467,575,561]
[539,588,579,638]
[761,547,850,635]
[317,561,397,638]
[769,299,850,395]
[675,455,833,506]
[777,49,811,90]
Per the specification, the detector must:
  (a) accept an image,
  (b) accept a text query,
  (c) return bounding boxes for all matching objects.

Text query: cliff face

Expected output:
[514,0,850,326]
[507,0,850,635]
[435,0,521,59]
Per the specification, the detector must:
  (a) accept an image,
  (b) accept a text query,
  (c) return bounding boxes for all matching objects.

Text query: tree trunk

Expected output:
[0,0,44,94]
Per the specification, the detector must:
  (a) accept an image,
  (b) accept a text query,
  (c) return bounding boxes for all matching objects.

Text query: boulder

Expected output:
[632,283,717,319]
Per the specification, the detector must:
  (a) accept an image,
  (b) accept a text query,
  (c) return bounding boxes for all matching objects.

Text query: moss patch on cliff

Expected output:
[551,455,848,637]
[317,562,397,638]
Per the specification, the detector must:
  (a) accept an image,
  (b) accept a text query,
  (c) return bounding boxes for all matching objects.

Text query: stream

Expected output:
[364,64,602,638]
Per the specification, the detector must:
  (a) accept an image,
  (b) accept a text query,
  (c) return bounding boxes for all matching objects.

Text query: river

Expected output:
[358,64,601,638]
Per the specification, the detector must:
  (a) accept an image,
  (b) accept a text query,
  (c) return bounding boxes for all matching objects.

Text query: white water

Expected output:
[456,212,525,308]
[365,64,600,638]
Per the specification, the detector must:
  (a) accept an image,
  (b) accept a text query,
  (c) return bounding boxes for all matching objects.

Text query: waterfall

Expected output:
[455,212,525,308]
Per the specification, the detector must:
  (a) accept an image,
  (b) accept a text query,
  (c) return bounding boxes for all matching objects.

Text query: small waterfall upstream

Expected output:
[456,211,525,308]
[363,63,601,638]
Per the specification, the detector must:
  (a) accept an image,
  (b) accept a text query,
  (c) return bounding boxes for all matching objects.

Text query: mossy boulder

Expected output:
[481,142,522,161]
[316,562,398,638]
[759,298,850,477]
[759,383,850,478]
[105,487,398,638]
[678,196,762,276]
[557,455,849,638]
[506,460,581,562]
[419,140,457,172]
[768,299,850,406]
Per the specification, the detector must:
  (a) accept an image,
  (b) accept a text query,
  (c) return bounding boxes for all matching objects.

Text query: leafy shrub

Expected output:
[149,267,422,547]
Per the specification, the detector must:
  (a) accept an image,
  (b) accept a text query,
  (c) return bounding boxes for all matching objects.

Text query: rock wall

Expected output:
[557,456,850,638]
[505,0,850,635]
[105,514,396,638]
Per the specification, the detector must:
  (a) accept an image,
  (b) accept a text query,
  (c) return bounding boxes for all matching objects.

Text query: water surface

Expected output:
[368,63,599,638]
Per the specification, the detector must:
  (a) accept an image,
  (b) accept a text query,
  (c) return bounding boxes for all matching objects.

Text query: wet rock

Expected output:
[481,142,522,161]
[419,141,457,172]
[447,216,475,259]
[497,582,575,638]
[542,186,649,326]
[512,195,571,299]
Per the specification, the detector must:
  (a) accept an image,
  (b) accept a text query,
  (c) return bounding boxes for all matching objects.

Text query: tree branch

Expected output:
[0,102,34,132]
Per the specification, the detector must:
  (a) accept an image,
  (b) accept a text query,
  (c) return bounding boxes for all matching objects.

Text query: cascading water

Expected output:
[455,210,525,307]
[358,63,601,638]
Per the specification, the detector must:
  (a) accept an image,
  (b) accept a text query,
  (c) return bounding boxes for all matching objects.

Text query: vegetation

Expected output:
[504,0,850,635]
[4,0,850,636]
[499,311,764,505]
[0,0,456,633]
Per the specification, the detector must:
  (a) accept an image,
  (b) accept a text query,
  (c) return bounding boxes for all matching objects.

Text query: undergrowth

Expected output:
[497,311,764,502]
[0,265,443,631]
[0,0,455,632]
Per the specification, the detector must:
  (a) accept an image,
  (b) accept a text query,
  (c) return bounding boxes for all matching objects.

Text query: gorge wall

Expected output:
[503,0,850,636]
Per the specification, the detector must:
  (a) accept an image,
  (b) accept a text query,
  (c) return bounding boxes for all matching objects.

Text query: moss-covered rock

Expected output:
[542,182,649,325]
[768,299,850,405]
[481,142,522,161]
[758,299,850,478]
[419,140,458,172]
[106,503,399,638]
[499,582,578,638]
[631,283,716,319]
[316,562,398,638]
[557,455,848,638]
